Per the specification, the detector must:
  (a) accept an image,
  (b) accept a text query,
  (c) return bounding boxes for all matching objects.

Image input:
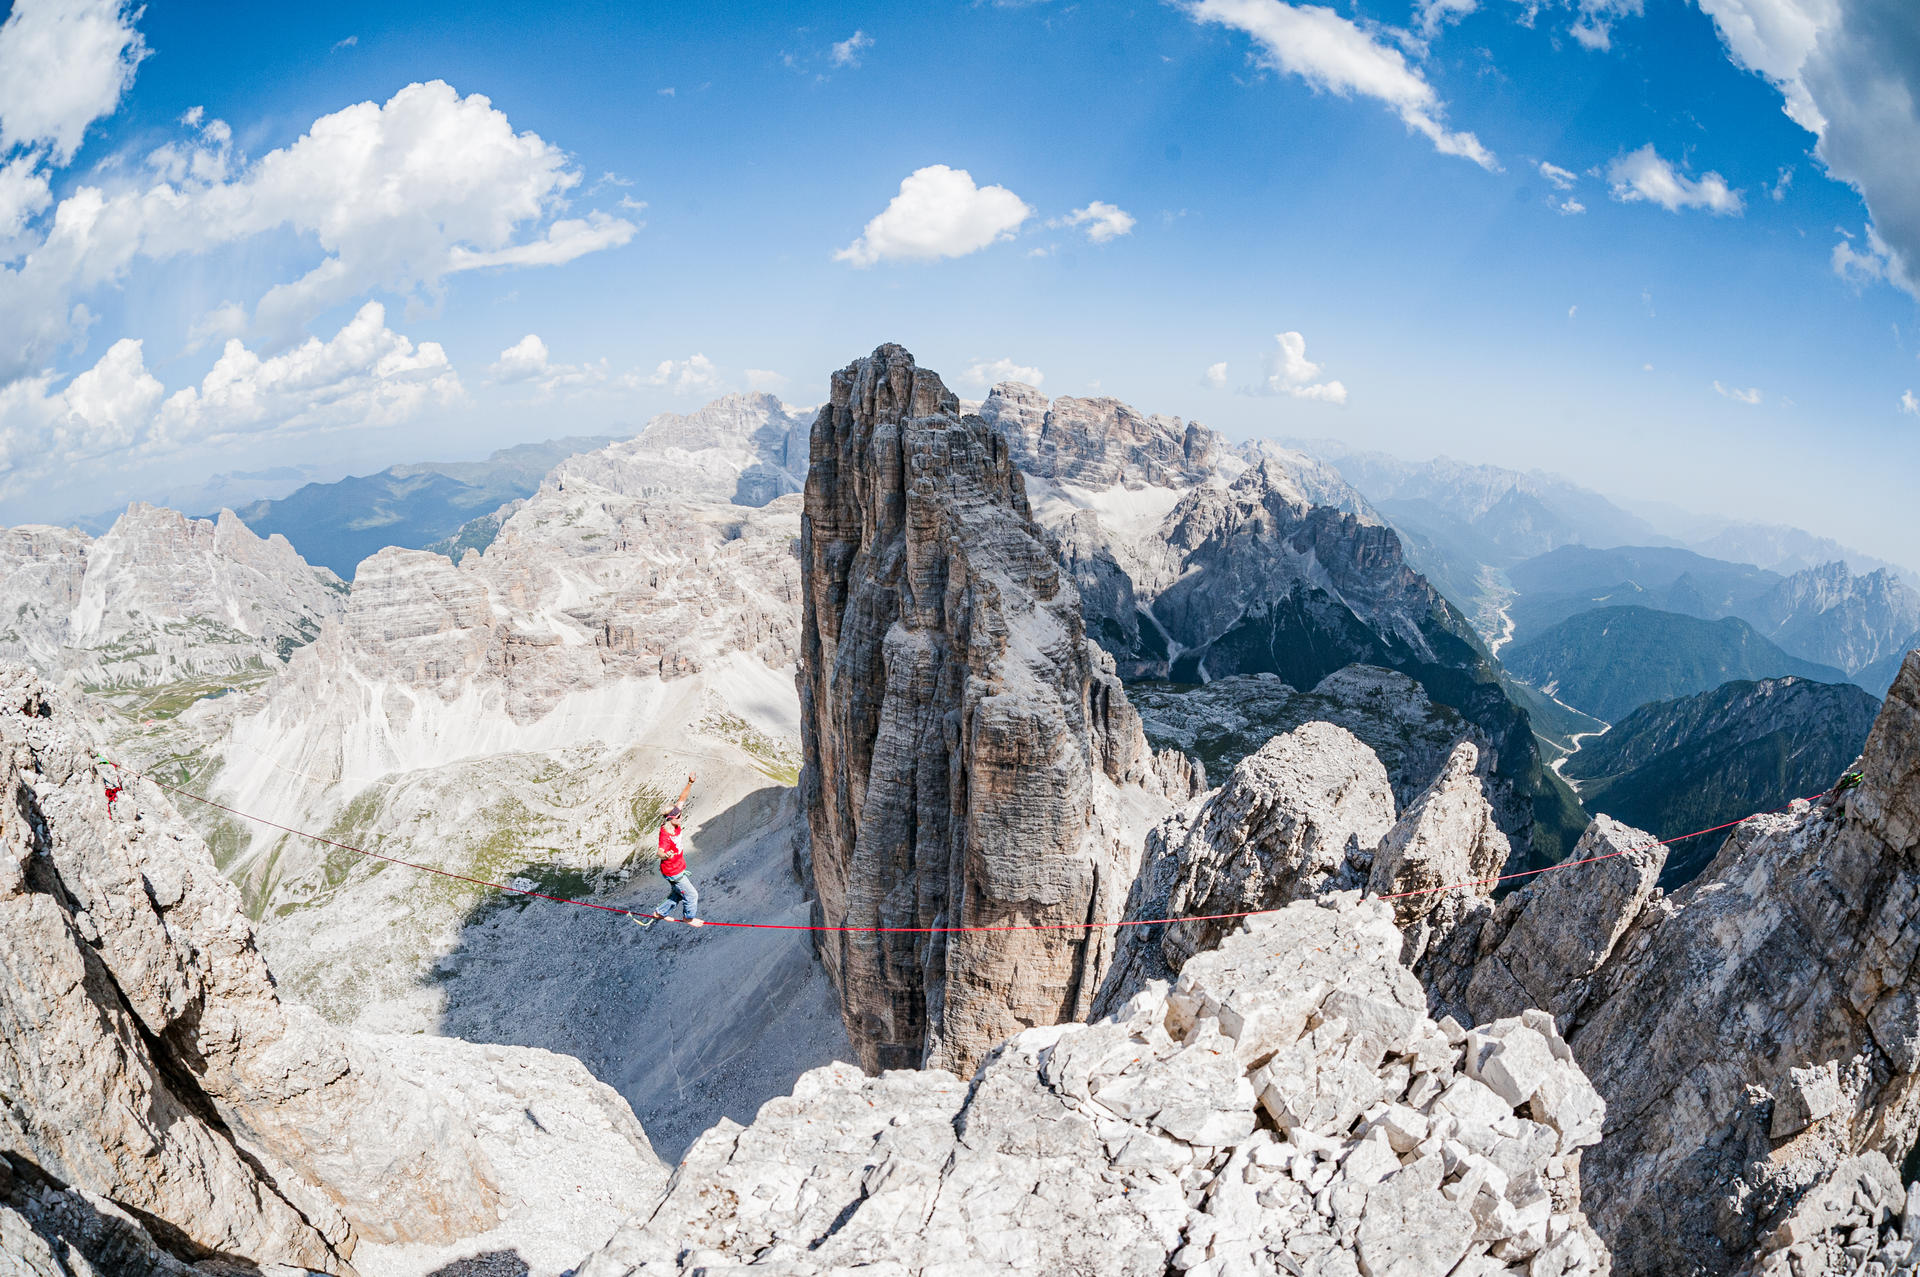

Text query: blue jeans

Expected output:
[654,872,698,920]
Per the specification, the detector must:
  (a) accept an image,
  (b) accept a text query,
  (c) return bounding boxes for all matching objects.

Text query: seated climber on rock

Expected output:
[635,772,704,929]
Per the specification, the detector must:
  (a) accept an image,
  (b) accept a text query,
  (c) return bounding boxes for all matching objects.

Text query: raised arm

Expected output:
[668,772,695,817]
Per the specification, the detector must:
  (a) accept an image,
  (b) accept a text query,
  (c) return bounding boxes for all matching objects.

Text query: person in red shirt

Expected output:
[635,773,704,928]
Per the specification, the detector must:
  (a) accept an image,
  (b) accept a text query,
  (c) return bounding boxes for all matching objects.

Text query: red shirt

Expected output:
[658,825,686,877]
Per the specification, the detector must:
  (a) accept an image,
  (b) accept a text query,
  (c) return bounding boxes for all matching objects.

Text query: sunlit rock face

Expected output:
[0,503,345,699]
[797,343,1190,1075]
[1420,652,1920,1275]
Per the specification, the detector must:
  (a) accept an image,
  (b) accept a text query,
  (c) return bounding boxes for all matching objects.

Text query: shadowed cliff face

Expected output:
[796,344,1186,1075]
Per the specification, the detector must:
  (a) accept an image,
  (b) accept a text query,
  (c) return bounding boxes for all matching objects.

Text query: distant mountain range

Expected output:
[1563,676,1879,887]
[1502,606,1848,723]
[1685,520,1917,583]
[1286,442,1917,678]
[219,436,621,577]
[1283,439,1670,633]
[997,391,1587,864]
[1503,545,1920,692]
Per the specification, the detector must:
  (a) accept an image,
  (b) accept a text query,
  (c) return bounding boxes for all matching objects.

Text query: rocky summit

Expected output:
[0,503,344,712]
[796,343,1193,1075]
[578,896,1611,1277]
[985,378,1581,866]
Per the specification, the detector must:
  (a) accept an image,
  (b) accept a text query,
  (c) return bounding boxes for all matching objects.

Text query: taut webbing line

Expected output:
[106,761,1818,934]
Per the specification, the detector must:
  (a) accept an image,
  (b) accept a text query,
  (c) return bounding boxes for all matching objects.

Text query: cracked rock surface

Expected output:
[575,895,1611,1277]
[1421,652,1920,1275]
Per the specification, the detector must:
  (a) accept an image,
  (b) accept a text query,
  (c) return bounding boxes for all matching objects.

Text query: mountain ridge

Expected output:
[1504,605,1850,722]
[1562,674,1881,885]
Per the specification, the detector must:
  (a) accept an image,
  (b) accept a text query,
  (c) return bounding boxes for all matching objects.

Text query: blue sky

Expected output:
[2,0,1917,564]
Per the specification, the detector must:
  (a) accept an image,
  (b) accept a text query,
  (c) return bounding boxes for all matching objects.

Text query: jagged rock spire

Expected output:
[797,344,1186,1074]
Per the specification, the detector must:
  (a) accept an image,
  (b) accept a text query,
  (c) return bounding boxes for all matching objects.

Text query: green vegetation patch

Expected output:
[700,708,801,785]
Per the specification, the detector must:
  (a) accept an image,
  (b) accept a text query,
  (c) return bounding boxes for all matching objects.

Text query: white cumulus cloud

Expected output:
[1205,361,1229,388]
[1181,0,1496,170]
[646,354,723,395]
[0,302,459,492]
[1253,332,1347,403]
[0,0,147,165]
[154,302,460,449]
[488,332,608,394]
[1608,145,1744,215]
[830,30,873,67]
[0,80,639,380]
[962,358,1045,389]
[1900,389,1918,417]
[1057,201,1137,243]
[0,151,52,251]
[491,334,553,382]
[835,165,1033,267]
[1713,379,1763,405]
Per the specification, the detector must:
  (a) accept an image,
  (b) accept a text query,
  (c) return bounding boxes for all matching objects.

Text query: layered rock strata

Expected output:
[0,666,664,1274]
[797,344,1188,1074]
[577,896,1611,1277]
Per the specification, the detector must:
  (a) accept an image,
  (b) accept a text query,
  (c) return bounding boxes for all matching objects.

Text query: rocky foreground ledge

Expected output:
[0,665,664,1276]
[579,895,1611,1277]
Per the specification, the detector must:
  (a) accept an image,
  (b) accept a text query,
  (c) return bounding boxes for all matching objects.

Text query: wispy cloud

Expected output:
[1052,200,1137,243]
[1180,0,1496,170]
[829,30,873,68]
